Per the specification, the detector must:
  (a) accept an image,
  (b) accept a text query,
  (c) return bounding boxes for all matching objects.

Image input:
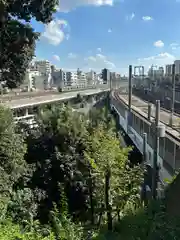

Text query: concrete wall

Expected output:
[110,102,173,184]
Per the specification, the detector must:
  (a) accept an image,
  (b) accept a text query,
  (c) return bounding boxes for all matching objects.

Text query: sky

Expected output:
[32,0,180,75]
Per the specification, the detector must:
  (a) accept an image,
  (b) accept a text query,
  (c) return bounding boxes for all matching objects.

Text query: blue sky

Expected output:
[32,0,180,75]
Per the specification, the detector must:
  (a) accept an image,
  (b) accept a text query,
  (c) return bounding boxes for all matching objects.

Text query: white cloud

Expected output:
[108,28,112,33]
[142,16,153,21]
[97,48,102,52]
[57,0,117,12]
[154,40,164,48]
[85,53,115,70]
[87,56,97,61]
[53,55,60,61]
[137,52,175,72]
[126,12,135,21]
[68,53,77,59]
[42,19,70,46]
[170,43,179,50]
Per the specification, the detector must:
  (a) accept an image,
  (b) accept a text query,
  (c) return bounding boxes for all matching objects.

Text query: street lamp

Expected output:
[169,64,175,127]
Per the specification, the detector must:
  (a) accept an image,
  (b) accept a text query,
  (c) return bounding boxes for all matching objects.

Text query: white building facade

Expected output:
[66,71,78,87]
[86,70,97,86]
[34,60,51,75]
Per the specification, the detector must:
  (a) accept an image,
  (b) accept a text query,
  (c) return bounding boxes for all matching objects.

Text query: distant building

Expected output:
[34,60,51,75]
[66,71,78,87]
[174,60,180,75]
[23,68,51,91]
[101,68,110,84]
[77,69,87,87]
[166,64,173,76]
[110,72,121,88]
[52,69,67,88]
[86,70,97,85]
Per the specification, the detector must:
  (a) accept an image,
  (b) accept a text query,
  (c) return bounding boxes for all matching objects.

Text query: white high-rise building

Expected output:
[34,60,51,75]
[77,69,87,87]
[86,70,97,85]
[23,68,51,91]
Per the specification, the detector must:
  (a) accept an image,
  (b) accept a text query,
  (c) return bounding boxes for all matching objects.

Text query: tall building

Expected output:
[158,67,164,76]
[166,64,173,76]
[101,68,110,84]
[23,68,50,91]
[34,60,51,75]
[110,72,121,88]
[174,60,180,75]
[77,68,87,87]
[86,70,97,85]
[66,71,78,86]
[52,69,67,88]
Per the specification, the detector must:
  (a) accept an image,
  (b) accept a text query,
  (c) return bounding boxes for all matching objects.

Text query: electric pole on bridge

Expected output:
[128,65,132,133]
[152,100,166,199]
[152,100,160,199]
[128,65,132,113]
[169,63,175,127]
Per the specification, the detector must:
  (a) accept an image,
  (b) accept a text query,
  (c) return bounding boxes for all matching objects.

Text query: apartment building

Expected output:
[22,68,49,91]
[34,60,51,75]
[86,70,97,86]
[165,64,173,76]
[66,71,78,87]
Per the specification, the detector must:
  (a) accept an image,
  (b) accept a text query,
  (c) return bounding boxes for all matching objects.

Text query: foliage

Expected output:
[0,219,54,240]
[0,106,26,216]
[84,125,143,229]
[0,102,144,238]
[112,199,180,240]
[0,0,58,87]
[23,105,90,223]
[0,20,39,88]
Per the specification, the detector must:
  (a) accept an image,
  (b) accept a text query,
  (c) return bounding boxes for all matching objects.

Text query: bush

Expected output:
[0,219,54,240]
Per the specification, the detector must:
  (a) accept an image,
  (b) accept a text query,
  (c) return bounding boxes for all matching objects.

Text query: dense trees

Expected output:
[0,102,144,238]
[0,106,26,216]
[0,0,58,88]
[0,102,179,239]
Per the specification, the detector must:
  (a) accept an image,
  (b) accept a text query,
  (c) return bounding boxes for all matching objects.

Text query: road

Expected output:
[2,88,109,109]
[114,91,180,138]
[0,90,59,101]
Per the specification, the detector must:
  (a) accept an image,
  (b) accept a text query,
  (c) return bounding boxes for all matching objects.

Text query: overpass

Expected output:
[1,88,109,110]
[110,90,180,185]
[0,88,110,126]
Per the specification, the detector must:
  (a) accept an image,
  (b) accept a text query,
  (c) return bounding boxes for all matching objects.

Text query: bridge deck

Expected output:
[1,89,108,109]
[116,92,180,140]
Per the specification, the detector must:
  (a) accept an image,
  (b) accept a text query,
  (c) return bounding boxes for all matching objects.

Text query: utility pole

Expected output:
[143,133,147,163]
[127,65,132,133]
[128,65,132,112]
[169,64,175,127]
[152,100,160,199]
[148,103,152,121]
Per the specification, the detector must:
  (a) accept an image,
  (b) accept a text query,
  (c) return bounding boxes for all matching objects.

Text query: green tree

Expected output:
[0,106,26,216]
[24,105,91,223]
[84,126,128,229]
[84,125,143,229]
[0,0,58,88]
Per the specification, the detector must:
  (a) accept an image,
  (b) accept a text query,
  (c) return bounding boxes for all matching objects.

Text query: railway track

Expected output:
[112,90,180,144]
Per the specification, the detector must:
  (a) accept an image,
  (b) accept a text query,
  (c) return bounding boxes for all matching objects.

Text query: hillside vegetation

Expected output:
[0,102,179,239]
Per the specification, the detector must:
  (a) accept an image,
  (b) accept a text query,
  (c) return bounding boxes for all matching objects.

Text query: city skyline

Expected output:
[32,0,180,75]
